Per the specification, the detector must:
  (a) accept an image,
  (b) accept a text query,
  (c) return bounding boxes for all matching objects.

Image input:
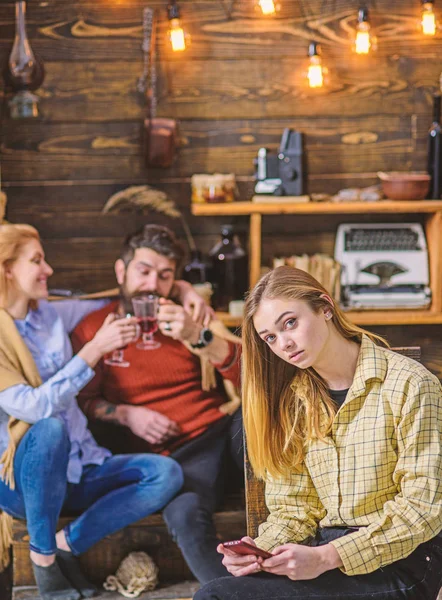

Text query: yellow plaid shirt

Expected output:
[255,335,442,576]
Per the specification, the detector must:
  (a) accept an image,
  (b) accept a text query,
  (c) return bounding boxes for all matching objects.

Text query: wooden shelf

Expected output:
[194,199,442,328]
[192,199,442,216]
[216,310,442,328]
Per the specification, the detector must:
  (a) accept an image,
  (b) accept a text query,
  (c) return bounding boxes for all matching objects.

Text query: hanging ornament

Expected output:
[2,1,45,118]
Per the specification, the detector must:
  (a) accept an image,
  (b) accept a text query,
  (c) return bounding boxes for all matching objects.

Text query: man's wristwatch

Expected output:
[190,327,214,349]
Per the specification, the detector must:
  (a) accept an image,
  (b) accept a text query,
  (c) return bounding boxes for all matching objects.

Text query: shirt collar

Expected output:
[349,334,388,397]
[15,306,43,333]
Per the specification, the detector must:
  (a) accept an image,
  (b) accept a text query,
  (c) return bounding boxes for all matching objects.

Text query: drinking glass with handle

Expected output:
[104,313,131,367]
[132,294,161,350]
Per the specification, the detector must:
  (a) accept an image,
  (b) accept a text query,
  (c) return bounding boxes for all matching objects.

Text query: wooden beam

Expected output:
[426,211,442,314]
[192,200,442,216]
[249,212,262,287]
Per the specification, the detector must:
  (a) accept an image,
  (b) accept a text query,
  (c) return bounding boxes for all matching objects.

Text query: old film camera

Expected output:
[254,128,305,196]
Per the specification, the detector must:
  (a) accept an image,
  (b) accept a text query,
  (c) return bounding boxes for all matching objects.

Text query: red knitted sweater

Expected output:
[71,301,241,454]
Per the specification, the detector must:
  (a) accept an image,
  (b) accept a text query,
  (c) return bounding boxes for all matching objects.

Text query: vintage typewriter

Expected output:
[334,223,431,309]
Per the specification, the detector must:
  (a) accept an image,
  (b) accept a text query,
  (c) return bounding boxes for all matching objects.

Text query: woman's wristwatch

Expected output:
[190,327,214,349]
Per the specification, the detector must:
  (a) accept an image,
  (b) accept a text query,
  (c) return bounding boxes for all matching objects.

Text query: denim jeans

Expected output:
[0,418,183,555]
[90,408,244,584]
[194,528,442,600]
[163,408,244,584]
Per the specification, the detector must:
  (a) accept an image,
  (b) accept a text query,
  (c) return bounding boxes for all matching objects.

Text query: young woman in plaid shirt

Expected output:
[196,266,442,600]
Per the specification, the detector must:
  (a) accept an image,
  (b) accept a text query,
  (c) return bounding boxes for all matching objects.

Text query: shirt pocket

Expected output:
[304,440,339,509]
[339,425,398,511]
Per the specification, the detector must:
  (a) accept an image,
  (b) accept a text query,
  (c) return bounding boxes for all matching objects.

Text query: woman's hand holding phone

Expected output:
[257,543,343,580]
[217,536,271,577]
[218,538,342,580]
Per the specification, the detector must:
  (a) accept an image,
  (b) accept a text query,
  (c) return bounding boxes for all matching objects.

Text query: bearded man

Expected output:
[72,224,243,584]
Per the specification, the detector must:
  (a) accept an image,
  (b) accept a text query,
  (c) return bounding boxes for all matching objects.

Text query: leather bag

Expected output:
[142,8,178,168]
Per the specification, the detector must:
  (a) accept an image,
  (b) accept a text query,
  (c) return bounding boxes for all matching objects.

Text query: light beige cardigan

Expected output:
[0,308,43,571]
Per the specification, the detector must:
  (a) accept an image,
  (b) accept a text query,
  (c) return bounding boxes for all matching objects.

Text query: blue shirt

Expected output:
[0,299,111,483]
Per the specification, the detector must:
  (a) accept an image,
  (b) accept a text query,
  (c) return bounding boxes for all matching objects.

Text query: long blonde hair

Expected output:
[0,224,41,309]
[243,266,387,480]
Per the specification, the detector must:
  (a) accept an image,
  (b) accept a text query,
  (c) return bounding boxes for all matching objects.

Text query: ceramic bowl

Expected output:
[377,171,431,201]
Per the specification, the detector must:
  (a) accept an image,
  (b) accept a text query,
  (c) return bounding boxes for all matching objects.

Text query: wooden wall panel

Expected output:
[2,57,441,122]
[2,116,414,183]
[1,0,441,304]
[1,1,442,62]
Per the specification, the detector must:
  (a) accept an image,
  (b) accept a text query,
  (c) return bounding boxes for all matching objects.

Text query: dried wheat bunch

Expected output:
[102,185,181,218]
[102,185,196,251]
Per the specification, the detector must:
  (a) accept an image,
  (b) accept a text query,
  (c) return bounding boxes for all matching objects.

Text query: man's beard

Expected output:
[119,285,136,315]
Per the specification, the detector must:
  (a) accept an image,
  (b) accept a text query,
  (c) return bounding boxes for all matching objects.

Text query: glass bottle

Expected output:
[209,225,248,311]
[2,1,45,118]
[183,249,210,285]
[427,92,442,199]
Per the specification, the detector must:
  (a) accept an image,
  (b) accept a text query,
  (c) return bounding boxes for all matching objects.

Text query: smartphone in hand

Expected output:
[222,540,272,559]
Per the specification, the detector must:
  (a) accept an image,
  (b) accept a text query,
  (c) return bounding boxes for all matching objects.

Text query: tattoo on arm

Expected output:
[92,400,121,425]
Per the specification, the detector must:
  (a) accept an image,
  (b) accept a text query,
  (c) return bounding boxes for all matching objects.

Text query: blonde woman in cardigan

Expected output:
[196,266,442,600]
[0,224,189,600]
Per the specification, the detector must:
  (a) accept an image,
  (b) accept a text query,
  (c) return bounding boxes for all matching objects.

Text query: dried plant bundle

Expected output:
[102,185,181,219]
[102,185,196,251]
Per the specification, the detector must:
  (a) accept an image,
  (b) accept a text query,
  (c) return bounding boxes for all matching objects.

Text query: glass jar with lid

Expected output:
[191,173,237,204]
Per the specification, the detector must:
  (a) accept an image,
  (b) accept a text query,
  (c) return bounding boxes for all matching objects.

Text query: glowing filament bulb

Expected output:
[355,28,371,53]
[422,3,436,35]
[354,8,373,54]
[308,57,323,88]
[307,42,325,89]
[259,0,276,15]
[169,18,186,51]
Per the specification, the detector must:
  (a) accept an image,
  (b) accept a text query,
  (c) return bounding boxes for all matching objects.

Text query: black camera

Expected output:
[254,128,305,196]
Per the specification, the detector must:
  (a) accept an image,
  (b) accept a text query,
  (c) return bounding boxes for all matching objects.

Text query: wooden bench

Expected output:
[11,492,245,600]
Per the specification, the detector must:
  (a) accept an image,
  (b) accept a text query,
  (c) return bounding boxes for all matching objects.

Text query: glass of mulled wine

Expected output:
[132,294,161,350]
[104,314,131,367]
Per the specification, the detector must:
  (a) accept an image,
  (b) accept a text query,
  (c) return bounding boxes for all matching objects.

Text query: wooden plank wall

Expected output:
[0,0,442,293]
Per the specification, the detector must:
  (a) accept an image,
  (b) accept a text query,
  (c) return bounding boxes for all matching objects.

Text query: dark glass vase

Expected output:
[209,225,248,311]
[2,1,45,118]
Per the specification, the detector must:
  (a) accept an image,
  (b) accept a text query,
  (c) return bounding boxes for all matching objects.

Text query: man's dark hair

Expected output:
[120,224,186,275]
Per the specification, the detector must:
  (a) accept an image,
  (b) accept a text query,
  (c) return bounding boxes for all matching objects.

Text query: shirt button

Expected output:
[426,556,431,562]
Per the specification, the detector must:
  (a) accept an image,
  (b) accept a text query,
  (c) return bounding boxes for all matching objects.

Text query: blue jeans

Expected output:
[0,418,183,555]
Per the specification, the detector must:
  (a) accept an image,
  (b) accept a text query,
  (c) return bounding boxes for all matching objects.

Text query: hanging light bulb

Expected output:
[258,0,276,15]
[307,42,326,88]
[421,0,437,35]
[255,0,281,16]
[354,7,375,54]
[167,0,187,52]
